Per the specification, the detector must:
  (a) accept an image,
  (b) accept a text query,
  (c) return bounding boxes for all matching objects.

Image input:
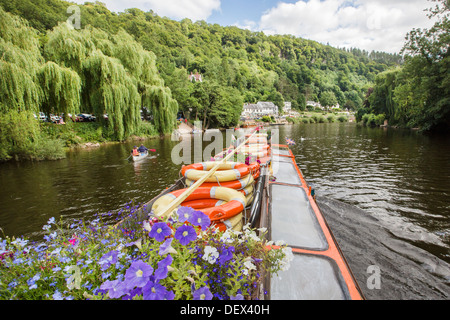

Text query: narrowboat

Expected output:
[134,128,364,300]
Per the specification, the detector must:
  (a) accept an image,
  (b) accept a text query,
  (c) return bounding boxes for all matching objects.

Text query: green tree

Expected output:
[319,91,337,108]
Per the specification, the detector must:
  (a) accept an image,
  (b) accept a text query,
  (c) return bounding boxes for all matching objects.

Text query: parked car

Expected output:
[50,114,60,123]
[39,112,48,121]
[76,113,94,122]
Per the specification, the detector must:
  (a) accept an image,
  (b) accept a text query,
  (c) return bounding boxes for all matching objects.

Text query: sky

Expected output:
[71,0,438,54]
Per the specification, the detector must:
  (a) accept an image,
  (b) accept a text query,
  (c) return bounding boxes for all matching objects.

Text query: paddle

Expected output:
[149,149,156,152]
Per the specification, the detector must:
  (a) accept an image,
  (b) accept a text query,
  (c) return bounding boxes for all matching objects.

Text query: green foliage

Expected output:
[364,0,450,132]
[361,113,385,127]
[337,115,348,122]
[37,61,81,118]
[0,110,65,161]
[327,115,336,123]
[261,116,272,123]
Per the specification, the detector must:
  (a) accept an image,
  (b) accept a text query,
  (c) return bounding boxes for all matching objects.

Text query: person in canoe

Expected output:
[132,146,139,156]
[138,144,148,155]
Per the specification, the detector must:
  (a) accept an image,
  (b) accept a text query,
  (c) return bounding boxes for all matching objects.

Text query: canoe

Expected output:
[122,130,363,300]
[132,151,148,162]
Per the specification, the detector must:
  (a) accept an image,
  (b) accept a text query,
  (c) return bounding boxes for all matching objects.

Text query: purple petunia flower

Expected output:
[154,255,173,280]
[174,225,197,246]
[124,260,153,289]
[100,279,127,299]
[192,286,213,300]
[121,287,142,300]
[142,280,168,300]
[190,211,211,231]
[177,206,195,223]
[218,246,235,265]
[149,222,172,242]
[230,294,244,300]
[99,250,118,270]
[159,238,175,256]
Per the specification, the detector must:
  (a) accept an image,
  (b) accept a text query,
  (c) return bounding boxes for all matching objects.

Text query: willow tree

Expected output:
[142,85,178,134]
[44,22,95,74]
[82,50,140,140]
[37,61,81,120]
[110,31,177,133]
[0,7,42,112]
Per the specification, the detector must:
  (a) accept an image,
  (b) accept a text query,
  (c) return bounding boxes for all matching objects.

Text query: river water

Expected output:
[0,122,449,299]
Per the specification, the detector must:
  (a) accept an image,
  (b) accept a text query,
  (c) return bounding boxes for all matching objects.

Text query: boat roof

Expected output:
[265,144,363,300]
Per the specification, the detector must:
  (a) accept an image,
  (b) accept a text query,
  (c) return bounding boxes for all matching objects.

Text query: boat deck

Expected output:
[264,145,363,300]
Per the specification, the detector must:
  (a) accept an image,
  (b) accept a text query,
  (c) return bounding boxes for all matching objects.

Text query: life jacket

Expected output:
[132,149,139,156]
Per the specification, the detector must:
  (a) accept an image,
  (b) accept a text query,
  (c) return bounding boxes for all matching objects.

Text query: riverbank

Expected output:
[0,121,162,163]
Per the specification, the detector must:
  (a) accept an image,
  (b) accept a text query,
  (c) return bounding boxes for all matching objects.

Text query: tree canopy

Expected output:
[363,0,449,132]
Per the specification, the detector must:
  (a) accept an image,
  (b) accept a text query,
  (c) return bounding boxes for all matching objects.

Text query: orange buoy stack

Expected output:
[174,161,261,231]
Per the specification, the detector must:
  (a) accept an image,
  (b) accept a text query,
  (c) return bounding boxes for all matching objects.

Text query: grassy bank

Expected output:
[285,111,352,124]
[0,115,160,162]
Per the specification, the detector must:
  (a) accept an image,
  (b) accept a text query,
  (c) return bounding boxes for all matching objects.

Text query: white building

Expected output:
[283,102,291,113]
[306,101,322,109]
[241,101,279,119]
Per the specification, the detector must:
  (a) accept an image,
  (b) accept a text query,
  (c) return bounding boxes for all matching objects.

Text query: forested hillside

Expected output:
[1,0,412,160]
[0,1,401,127]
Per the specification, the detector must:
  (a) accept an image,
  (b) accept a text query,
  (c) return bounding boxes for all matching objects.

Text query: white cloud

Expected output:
[72,0,221,21]
[258,0,436,53]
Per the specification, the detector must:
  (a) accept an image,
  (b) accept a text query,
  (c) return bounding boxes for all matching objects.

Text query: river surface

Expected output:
[0,122,449,299]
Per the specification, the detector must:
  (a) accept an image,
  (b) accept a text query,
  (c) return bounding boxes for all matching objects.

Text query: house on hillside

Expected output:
[241,101,279,119]
[306,101,322,109]
[188,72,203,82]
[283,102,291,113]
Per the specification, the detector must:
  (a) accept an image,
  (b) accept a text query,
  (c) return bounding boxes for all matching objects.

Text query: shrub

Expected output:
[327,115,336,123]
[0,110,39,161]
[375,114,386,126]
[31,137,66,160]
[135,122,158,137]
[261,116,272,123]
[337,115,348,122]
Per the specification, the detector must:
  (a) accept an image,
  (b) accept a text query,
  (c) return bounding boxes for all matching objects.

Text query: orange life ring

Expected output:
[247,138,268,144]
[240,149,269,158]
[152,187,246,222]
[185,173,255,190]
[181,162,251,182]
[182,199,225,209]
[241,144,270,151]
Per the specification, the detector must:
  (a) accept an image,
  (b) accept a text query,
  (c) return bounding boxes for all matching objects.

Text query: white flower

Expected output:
[275,240,286,246]
[279,247,294,271]
[142,220,152,232]
[244,260,256,271]
[219,230,234,243]
[244,229,260,241]
[202,246,219,264]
